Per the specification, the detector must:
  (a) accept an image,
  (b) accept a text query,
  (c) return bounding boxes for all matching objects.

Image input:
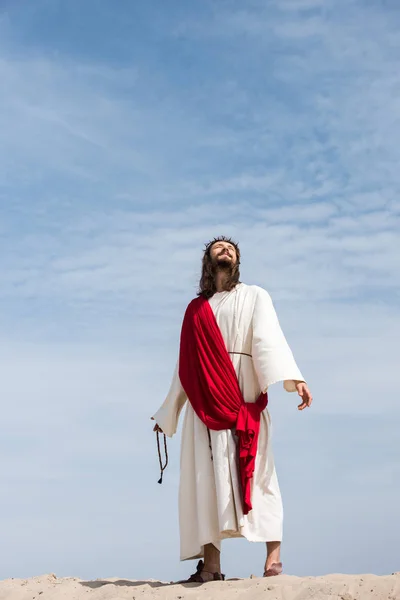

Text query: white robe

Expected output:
[152,283,305,561]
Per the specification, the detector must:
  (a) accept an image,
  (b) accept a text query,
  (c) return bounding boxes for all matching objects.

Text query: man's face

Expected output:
[209,241,238,268]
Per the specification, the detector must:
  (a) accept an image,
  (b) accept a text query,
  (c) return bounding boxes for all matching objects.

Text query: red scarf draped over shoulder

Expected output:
[178,295,268,515]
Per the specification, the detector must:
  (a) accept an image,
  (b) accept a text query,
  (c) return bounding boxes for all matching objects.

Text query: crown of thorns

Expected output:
[204,236,240,255]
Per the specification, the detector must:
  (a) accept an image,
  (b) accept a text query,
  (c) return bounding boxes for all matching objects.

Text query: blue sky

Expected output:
[0,0,399,583]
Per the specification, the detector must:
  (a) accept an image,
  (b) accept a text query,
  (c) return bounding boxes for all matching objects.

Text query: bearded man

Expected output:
[152,236,312,582]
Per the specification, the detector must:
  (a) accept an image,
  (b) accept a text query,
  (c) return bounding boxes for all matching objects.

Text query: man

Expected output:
[152,236,312,582]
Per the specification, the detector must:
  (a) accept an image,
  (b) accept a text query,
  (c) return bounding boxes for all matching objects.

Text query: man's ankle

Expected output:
[203,563,221,574]
[200,570,216,582]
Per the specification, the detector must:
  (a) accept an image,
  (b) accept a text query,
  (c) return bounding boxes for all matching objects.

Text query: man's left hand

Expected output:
[296,382,313,410]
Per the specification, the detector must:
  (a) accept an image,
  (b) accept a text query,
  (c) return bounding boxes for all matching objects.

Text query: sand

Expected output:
[1,572,399,600]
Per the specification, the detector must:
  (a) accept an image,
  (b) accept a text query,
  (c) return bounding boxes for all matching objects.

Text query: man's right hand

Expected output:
[151,418,163,433]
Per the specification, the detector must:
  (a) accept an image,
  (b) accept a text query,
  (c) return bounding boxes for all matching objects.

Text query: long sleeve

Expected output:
[251,287,305,393]
[152,362,188,437]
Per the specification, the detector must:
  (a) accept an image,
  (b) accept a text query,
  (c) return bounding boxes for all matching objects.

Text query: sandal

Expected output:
[263,562,283,577]
[179,560,225,583]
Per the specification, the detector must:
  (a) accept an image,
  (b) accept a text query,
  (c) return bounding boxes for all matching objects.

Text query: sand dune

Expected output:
[1,572,399,600]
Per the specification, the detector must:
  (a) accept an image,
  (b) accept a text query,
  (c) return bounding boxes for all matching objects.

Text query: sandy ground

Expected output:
[0,572,399,600]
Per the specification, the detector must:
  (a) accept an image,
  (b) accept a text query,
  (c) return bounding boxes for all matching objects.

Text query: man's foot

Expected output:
[263,562,283,577]
[264,541,282,577]
[179,560,225,583]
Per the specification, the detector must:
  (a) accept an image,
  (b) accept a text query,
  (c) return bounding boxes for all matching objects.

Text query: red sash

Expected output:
[179,295,268,515]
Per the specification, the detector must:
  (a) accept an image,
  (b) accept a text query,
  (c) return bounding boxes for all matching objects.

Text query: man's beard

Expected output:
[212,255,235,272]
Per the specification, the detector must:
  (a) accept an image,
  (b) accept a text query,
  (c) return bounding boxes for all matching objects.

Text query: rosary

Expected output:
[156,430,168,484]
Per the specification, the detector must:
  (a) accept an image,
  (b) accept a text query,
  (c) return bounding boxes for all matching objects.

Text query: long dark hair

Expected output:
[198,236,241,299]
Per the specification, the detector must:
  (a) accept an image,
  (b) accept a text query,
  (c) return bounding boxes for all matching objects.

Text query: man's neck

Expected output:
[215,270,231,292]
